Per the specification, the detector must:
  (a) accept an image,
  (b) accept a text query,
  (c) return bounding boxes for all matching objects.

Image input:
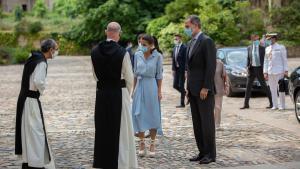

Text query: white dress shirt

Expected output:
[251,44,261,67]
[174,43,182,67]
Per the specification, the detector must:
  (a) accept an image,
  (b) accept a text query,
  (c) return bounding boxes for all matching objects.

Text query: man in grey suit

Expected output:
[240,33,273,109]
[185,15,216,164]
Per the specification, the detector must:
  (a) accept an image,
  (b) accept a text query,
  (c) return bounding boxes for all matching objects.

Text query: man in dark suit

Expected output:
[185,15,216,164]
[172,34,187,108]
[240,33,273,109]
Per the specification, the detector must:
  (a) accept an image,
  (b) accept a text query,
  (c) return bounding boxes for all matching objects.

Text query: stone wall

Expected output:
[0,0,53,12]
[1,0,31,12]
[287,46,300,58]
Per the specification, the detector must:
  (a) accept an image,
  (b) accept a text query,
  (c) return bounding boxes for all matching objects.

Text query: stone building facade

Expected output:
[0,0,54,12]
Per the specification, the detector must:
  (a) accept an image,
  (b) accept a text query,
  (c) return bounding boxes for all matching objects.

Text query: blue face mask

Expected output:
[253,40,260,46]
[140,46,148,53]
[265,40,271,47]
[184,28,193,37]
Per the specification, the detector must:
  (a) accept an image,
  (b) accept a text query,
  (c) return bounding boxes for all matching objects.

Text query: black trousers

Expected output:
[173,69,186,105]
[244,67,272,106]
[189,92,216,159]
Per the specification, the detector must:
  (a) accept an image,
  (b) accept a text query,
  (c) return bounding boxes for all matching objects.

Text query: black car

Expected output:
[217,47,262,97]
[289,66,300,123]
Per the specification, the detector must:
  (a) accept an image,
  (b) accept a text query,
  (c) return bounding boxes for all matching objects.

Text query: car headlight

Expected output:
[231,70,247,77]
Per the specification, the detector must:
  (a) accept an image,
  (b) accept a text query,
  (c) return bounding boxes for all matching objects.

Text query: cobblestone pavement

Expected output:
[0,56,300,169]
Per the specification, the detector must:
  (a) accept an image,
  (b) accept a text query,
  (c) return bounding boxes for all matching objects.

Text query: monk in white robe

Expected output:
[15,39,58,169]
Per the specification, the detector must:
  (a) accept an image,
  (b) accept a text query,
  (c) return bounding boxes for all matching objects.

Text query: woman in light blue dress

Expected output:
[132,35,163,157]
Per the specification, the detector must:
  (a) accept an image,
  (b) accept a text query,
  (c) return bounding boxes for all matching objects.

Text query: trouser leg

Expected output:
[189,94,204,155]
[244,72,255,106]
[269,74,278,108]
[173,71,180,92]
[195,95,216,159]
[179,71,186,105]
[214,96,223,128]
[255,68,273,106]
[277,74,285,109]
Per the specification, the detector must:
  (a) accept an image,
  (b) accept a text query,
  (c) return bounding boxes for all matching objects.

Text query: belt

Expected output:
[137,76,155,80]
[97,79,126,89]
[25,90,40,99]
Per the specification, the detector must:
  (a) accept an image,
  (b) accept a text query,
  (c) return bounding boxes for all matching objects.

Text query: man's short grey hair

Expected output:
[187,15,201,28]
[41,39,56,53]
[106,22,122,32]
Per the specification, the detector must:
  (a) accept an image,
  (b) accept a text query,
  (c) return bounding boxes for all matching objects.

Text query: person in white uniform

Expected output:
[15,39,58,169]
[263,33,288,110]
[91,22,138,169]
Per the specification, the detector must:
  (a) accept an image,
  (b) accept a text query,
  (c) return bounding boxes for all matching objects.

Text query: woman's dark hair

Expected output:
[142,34,154,45]
[138,33,145,41]
[153,36,162,54]
[142,35,162,54]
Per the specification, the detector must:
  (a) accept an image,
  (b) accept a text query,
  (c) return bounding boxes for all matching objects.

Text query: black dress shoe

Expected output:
[189,154,204,161]
[176,105,185,108]
[266,105,273,109]
[240,105,249,109]
[22,163,28,169]
[199,157,216,164]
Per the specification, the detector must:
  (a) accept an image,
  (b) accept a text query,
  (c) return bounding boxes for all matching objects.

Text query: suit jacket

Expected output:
[186,33,216,96]
[172,44,187,72]
[247,45,265,69]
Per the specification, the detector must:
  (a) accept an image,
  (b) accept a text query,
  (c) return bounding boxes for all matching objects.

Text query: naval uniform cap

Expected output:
[266,33,278,39]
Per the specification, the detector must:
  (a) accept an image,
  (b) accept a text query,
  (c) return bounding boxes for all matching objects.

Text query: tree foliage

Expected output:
[197,0,240,45]
[146,0,266,52]
[271,0,300,42]
[32,0,47,18]
[65,0,299,50]
[164,0,199,23]
[53,0,78,18]
[234,1,265,38]
[14,6,23,21]
[69,0,171,46]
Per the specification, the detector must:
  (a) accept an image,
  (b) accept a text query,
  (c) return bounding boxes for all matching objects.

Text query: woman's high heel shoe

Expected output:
[148,139,156,157]
[138,138,146,157]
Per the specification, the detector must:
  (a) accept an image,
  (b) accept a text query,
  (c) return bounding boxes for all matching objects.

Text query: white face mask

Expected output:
[174,40,180,45]
[52,50,59,59]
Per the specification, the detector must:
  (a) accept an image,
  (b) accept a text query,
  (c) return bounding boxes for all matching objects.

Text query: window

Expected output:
[217,51,225,60]
[22,4,27,11]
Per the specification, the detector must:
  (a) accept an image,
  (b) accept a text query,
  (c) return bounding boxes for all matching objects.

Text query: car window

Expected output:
[217,51,225,60]
[226,50,247,67]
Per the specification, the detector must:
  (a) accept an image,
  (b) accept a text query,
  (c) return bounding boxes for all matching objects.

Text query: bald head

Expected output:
[105,22,122,42]
[107,22,121,32]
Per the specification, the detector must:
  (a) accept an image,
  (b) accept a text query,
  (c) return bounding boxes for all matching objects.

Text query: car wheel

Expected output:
[226,78,235,97]
[295,90,300,123]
